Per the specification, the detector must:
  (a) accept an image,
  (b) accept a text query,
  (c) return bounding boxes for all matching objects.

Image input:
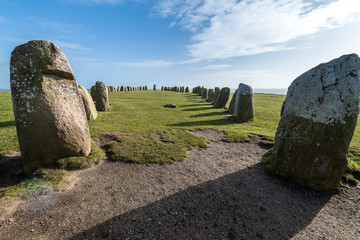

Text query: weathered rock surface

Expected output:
[10,40,91,173]
[266,54,360,190]
[201,88,208,99]
[233,84,254,122]
[95,81,109,111]
[228,89,238,114]
[213,87,230,108]
[78,85,98,120]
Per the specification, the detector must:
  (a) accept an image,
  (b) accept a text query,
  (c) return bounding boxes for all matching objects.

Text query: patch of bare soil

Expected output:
[0,130,359,239]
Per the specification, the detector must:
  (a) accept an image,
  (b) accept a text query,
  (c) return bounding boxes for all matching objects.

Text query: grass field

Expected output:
[0,90,359,200]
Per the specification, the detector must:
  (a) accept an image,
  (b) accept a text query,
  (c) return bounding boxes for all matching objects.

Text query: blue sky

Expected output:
[1,0,360,90]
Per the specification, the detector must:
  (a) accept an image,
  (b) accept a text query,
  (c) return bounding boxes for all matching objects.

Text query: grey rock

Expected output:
[78,85,98,120]
[95,81,109,111]
[233,84,254,122]
[265,54,360,190]
[213,87,230,108]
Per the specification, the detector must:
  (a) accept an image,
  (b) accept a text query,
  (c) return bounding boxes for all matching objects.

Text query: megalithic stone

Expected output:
[10,40,91,173]
[212,87,220,104]
[78,85,98,121]
[265,54,360,190]
[228,89,238,114]
[91,85,96,100]
[233,84,254,121]
[95,81,109,111]
[213,87,230,108]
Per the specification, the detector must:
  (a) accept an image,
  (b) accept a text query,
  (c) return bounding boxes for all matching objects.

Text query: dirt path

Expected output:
[0,130,359,239]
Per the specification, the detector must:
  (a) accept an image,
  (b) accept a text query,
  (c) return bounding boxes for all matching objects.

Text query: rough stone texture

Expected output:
[78,85,98,121]
[207,89,214,102]
[228,89,238,114]
[266,54,360,190]
[95,81,109,111]
[213,87,230,108]
[201,88,208,99]
[10,40,91,173]
[90,85,96,100]
[212,87,220,104]
[233,84,254,122]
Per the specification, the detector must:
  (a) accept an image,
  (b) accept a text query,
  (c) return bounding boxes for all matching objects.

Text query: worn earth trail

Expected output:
[0,129,359,239]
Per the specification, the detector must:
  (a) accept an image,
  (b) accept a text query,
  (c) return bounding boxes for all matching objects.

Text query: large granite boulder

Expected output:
[78,85,98,120]
[212,87,220,104]
[233,84,254,122]
[213,87,230,108]
[266,54,360,190]
[10,40,91,173]
[95,81,109,111]
[228,89,238,114]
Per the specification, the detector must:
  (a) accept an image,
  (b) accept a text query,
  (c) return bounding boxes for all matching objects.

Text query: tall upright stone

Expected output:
[212,87,220,104]
[95,81,109,111]
[185,87,189,93]
[228,89,238,114]
[10,40,91,173]
[201,88,208,98]
[78,85,98,120]
[91,85,96,100]
[265,54,360,190]
[213,87,230,108]
[233,84,254,122]
[208,89,214,102]
[153,84,156,91]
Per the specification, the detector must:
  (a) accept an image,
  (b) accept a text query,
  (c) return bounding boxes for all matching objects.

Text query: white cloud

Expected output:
[113,60,174,67]
[0,16,6,23]
[156,0,360,60]
[28,17,84,34]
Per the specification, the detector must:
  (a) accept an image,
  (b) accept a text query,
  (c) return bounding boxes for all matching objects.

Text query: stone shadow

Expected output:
[168,119,234,127]
[0,120,16,128]
[0,153,24,190]
[70,162,334,239]
[190,111,229,118]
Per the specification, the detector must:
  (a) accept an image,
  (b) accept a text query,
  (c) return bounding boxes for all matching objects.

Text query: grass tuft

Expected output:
[56,140,105,170]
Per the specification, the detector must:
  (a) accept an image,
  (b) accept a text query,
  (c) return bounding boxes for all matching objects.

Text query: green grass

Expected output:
[1,90,360,189]
[106,129,207,164]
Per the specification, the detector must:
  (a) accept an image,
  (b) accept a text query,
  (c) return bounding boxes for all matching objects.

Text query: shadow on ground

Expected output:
[168,118,235,127]
[0,153,24,190]
[190,111,229,118]
[70,162,334,239]
[0,121,15,128]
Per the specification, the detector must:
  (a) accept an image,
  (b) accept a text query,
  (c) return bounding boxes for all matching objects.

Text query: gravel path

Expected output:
[0,129,359,239]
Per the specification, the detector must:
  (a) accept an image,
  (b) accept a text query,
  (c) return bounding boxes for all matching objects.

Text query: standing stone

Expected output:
[117,86,120,92]
[91,85,96,100]
[153,84,156,91]
[201,88,208,98]
[78,85,98,121]
[120,86,124,91]
[213,87,230,108]
[95,81,109,111]
[10,40,91,173]
[228,89,238,114]
[233,84,254,121]
[265,54,360,190]
[208,89,214,102]
[212,87,220,104]
[185,87,189,93]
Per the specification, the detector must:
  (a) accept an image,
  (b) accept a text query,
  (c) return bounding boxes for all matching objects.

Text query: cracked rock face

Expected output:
[266,54,360,190]
[233,84,254,122]
[10,40,91,173]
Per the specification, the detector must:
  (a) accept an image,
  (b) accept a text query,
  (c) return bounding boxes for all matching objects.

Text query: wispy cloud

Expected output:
[54,41,91,51]
[188,64,232,70]
[0,16,6,23]
[28,17,84,34]
[156,0,360,60]
[0,37,28,43]
[112,60,174,67]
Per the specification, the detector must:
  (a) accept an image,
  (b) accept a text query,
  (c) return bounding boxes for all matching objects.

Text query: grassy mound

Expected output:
[105,129,207,164]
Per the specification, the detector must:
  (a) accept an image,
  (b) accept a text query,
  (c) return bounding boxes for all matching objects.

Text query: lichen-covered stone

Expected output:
[213,87,230,108]
[228,89,238,114]
[95,81,109,111]
[10,40,91,173]
[266,54,360,190]
[207,89,214,102]
[78,85,98,120]
[233,84,254,122]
